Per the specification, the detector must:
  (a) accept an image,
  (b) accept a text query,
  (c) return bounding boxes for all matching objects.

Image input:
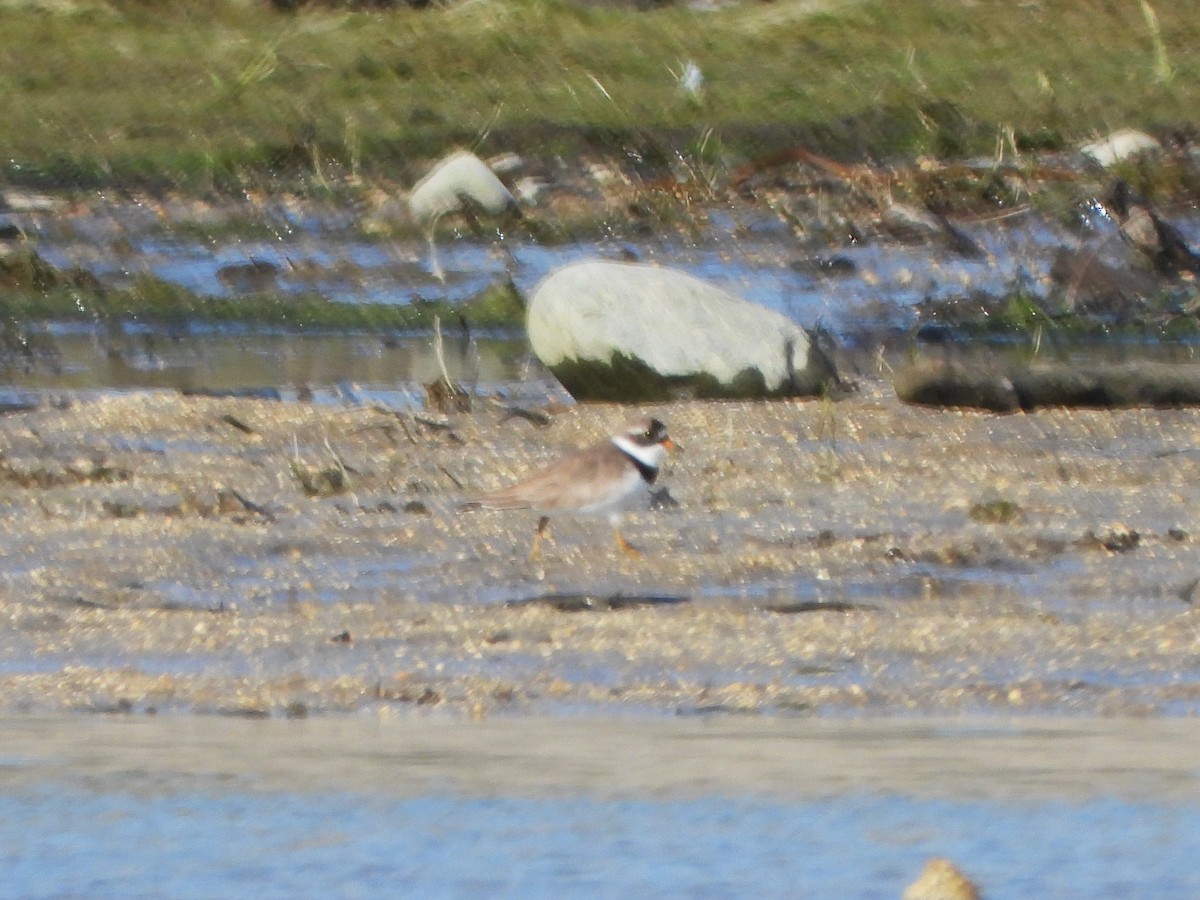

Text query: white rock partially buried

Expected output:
[527,260,838,401]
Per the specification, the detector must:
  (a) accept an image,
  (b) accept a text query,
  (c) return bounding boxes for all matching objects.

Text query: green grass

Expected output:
[2,0,1197,191]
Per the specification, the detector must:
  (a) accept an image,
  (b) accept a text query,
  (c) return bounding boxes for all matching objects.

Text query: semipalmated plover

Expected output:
[464,418,678,558]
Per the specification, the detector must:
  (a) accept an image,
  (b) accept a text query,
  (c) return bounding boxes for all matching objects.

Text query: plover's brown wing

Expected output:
[467,442,634,512]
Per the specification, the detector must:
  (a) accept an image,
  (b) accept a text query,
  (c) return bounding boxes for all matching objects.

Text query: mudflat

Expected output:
[0,377,1198,718]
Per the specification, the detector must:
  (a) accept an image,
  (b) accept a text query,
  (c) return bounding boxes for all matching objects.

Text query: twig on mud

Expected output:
[425,316,472,414]
[486,396,552,428]
[322,433,360,507]
[227,488,276,523]
[437,464,465,490]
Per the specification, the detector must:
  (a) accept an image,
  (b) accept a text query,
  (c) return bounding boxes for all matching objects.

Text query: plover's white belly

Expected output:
[558,466,648,518]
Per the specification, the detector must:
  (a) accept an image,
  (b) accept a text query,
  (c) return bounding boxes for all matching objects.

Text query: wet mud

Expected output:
[1,380,1198,718]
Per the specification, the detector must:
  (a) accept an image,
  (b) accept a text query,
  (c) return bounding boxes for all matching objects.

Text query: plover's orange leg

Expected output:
[615,528,641,557]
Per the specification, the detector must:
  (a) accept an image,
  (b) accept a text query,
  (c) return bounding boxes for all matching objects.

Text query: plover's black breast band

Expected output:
[619,450,659,484]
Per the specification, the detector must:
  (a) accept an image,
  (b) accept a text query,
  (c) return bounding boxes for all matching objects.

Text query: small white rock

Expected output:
[514,177,551,206]
[1080,129,1162,168]
[1,190,65,213]
[408,150,515,223]
[485,153,524,175]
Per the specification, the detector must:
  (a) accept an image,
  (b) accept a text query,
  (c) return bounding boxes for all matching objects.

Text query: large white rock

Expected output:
[527,260,836,401]
[408,150,515,222]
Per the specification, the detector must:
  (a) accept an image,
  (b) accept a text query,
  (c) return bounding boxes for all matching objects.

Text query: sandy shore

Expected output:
[0,378,1198,718]
[3,714,1198,802]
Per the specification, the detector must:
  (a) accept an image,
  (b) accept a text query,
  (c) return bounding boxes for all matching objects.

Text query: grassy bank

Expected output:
[0,249,526,334]
[3,0,1197,191]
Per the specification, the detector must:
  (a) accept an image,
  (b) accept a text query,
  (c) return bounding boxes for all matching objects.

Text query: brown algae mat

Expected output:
[0,381,1198,718]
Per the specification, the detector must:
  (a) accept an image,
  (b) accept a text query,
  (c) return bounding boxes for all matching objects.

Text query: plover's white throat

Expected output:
[463,418,678,558]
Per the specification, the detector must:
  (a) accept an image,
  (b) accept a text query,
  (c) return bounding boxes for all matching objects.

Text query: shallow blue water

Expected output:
[32,212,1065,337]
[1,784,1196,899]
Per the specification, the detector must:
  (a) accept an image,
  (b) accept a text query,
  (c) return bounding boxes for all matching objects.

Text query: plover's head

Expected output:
[613,418,678,468]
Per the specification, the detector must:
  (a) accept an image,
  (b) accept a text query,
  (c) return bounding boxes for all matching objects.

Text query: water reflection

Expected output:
[5,788,1196,898]
[0,329,539,398]
[1,716,1196,899]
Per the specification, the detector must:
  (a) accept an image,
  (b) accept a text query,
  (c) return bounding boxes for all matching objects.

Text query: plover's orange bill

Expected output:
[463,418,679,558]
